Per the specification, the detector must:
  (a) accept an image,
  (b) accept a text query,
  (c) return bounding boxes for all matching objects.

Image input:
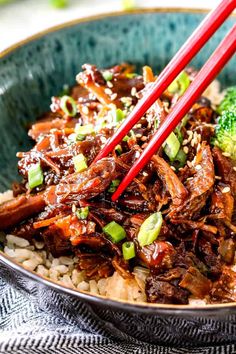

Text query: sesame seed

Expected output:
[182,139,188,146]
[72,204,76,213]
[197,134,201,143]
[187,177,193,181]
[183,146,189,154]
[215,176,222,180]
[170,166,176,171]
[222,186,230,193]
[121,97,132,107]
[136,133,142,138]
[222,152,231,157]
[187,160,192,168]
[100,136,107,144]
[111,93,118,101]
[136,123,142,128]
[143,172,148,176]
[187,130,193,137]
[82,106,89,115]
[197,143,201,152]
[131,87,137,96]
[107,81,113,88]
[141,136,147,142]
[179,167,183,171]
[233,167,236,172]
[195,164,202,170]
[191,139,195,147]
[135,151,141,158]
[104,88,113,95]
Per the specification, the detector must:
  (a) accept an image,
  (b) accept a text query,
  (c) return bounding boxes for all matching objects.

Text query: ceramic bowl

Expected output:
[0,8,235,346]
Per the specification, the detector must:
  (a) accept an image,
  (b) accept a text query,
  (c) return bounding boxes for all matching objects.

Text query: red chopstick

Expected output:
[112,24,236,201]
[94,0,235,164]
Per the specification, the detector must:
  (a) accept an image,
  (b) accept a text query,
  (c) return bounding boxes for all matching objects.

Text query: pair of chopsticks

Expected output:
[94,0,236,201]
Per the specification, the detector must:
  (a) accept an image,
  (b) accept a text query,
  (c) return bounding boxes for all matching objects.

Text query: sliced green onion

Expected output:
[130,130,136,139]
[168,71,190,96]
[172,149,187,168]
[68,133,85,143]
[126,73,138,79]
[60,95,77,117]
[28,163,44,189]
[180,115,189,128]
[122,241,136,260]
[154,117,159,130]
[76,206,89,220]
[76,134,86,141]
[108,179,120,193]
[103,221,126,243]
[75,124,94,135]
[138,212,163,247]
[122,135,129,142]
[174,126,183,144]
[115,145,122,155]
[102,71,113,81]
[73,153,88,172]
[113,108,126,123]
[163,132,180,161]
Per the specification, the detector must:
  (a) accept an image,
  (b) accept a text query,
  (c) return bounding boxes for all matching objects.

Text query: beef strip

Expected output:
[179,266,212,298]
[0,193,45,230]
[212,147,236,197]
[146,276,189,304]
[169,143,215,220]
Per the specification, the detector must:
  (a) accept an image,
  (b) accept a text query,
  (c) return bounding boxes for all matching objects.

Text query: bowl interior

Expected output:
[0,9,235,191]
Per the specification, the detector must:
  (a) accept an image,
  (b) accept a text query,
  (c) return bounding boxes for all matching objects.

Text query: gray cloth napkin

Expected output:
[0,277,235,354]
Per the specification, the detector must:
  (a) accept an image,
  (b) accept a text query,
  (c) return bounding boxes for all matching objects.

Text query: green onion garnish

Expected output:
[163,132,180,161]
[122,135,129,142]
[130,130,136,139]
[115,145,122,155]
[76,134,86,141]
[28,163,44,189]
[172,149,187,168]
[122,241,136,260]
[76,206,89,220]
[137,212,163,247]
[108,179,120,193]
[174,126,183,144]
[73,153,88,172]
[60,95,77,117]
[102,71,113,81]
[168,71,190,96]
[103,221,126,243]
[113,108,126,123]
[75,124,94,135]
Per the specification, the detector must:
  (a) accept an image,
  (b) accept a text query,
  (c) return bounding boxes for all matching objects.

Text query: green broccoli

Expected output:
[217,86,236,114]
[213,110,236,160]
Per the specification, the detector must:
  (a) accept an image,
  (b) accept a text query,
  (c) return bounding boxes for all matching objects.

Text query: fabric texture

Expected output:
[0,275,236,354]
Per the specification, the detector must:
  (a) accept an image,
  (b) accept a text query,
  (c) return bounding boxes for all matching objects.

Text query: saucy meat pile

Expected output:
[1,63,235,304]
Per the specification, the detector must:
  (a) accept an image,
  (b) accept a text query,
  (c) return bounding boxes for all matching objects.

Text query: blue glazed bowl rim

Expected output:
[0,8,235,315]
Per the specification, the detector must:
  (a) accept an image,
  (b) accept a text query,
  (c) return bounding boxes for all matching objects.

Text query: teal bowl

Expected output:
[0,9,236,346]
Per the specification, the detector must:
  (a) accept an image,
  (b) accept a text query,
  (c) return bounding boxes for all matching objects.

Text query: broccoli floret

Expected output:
[213,110,236,160]
[217,86,236,114]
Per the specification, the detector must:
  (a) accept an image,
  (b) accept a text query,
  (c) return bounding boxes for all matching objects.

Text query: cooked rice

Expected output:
[0,189,146,302]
